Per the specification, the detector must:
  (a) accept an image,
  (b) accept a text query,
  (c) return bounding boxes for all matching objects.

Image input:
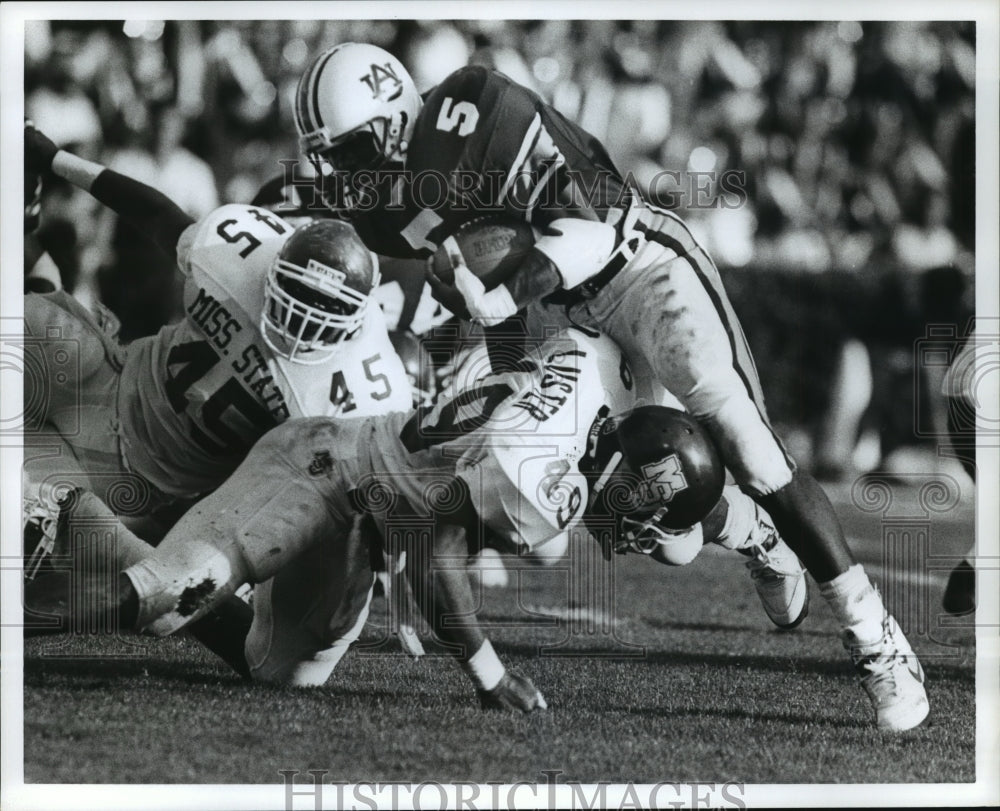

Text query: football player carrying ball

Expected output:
[289,43,928,731]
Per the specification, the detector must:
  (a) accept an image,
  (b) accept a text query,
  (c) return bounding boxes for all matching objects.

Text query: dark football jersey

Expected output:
[349,66,634,260]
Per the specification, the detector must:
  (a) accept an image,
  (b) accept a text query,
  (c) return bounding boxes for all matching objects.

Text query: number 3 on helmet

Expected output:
[261,220,380,364]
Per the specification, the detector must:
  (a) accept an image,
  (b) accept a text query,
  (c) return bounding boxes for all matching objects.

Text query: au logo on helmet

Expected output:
[634,454,688,509]
[359,63,403,101]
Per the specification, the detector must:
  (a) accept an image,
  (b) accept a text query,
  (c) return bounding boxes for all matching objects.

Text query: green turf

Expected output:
[22,485,976,784]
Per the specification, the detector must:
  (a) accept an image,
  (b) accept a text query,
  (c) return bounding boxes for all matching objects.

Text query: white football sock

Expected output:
[712,487,759,551]
[817,563,886,643]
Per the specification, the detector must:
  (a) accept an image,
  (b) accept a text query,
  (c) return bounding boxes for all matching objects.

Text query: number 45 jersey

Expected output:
[118,204,412,499]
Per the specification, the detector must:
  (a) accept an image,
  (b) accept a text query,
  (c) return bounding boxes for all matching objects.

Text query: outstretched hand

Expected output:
[478,669,548,712]
[25,122,59,175]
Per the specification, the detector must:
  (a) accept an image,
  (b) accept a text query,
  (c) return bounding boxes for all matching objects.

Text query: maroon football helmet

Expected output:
[588,405,726,554]
[261,220,379,364]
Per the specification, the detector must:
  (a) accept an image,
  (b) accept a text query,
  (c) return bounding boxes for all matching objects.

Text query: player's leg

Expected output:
[245,514,376,685]
[22,290,157,571]
[633,362,810,625]
[120,418,356,636]
[703,487,809,629]
[22,462,254,674]
[23,291,125,429]
[22,430,157,638]
[594,218,927,731]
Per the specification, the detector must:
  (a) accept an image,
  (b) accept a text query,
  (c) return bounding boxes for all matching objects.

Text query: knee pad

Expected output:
[649,524,704,566]
[705,398,794,497]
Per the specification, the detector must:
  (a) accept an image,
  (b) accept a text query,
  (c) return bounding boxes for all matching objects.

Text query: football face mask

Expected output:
[589,453,701,556]
[306,126,387,213]
[587,405,726,556]
[295,42,421,212]
[261,220,380,364]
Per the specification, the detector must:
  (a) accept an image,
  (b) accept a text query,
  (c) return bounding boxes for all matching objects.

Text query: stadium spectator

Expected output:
[23,19,975,471]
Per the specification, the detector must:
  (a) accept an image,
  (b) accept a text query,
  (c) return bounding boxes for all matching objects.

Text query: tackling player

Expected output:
[56,329,802,708]
[23,125,412,676]
[289,43,928,731]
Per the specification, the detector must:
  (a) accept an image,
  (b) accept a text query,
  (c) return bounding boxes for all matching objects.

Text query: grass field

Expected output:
[21,480,978,787]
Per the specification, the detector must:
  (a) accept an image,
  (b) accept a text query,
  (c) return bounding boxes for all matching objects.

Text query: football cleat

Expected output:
[22,489,64,581]
[741,511,809,629]
[844,614,929,732]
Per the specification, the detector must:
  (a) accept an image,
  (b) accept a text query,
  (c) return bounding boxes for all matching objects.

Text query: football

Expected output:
[430,216,535,290]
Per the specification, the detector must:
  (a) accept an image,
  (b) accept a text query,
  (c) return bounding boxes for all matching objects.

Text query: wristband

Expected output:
[52,150,105,193]
[471,284,518,326]
[462,639,505,691]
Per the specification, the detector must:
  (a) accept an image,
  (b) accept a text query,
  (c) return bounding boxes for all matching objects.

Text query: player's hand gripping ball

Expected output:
[430,216,535,289]
[426,216,535,322]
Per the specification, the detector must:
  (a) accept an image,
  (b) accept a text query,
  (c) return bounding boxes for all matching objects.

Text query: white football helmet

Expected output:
[294,43,422,209]
[261,219,380,364]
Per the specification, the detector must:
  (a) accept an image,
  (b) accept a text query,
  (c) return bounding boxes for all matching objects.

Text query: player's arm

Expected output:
[422,72,618,323]
[25,123,194,261]
[400,481,546,712]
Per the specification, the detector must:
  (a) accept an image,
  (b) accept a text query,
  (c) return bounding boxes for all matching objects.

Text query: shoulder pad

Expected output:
[424,65,491,107]
[177,204,293,281]
[410,66,493,167]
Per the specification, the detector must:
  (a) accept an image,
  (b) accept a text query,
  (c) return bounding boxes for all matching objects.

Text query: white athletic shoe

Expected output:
[844,614,929,732]
[742,513,809,629]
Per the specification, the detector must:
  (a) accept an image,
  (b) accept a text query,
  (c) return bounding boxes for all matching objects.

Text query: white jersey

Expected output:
[130,329,637,636]
[367,329,637,549]
[117,204,411,498]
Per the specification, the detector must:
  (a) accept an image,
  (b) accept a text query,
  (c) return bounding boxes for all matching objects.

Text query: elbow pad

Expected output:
[533,218,618,289]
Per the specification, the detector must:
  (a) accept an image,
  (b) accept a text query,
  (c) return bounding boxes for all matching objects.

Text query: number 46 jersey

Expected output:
[118,204,412,499]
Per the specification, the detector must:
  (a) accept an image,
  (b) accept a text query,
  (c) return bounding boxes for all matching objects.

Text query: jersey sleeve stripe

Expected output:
[295,62,319,135]
[524,151,566,214]
[498,113,542,206]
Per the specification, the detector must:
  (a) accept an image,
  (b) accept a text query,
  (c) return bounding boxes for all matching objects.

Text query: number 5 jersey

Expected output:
[119,204,412,499]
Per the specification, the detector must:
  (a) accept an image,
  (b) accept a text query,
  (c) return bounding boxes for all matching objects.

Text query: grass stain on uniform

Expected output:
[177,578,217,616]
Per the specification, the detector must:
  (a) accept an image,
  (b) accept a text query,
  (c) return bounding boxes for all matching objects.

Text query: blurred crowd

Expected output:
[25,18,977,477]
